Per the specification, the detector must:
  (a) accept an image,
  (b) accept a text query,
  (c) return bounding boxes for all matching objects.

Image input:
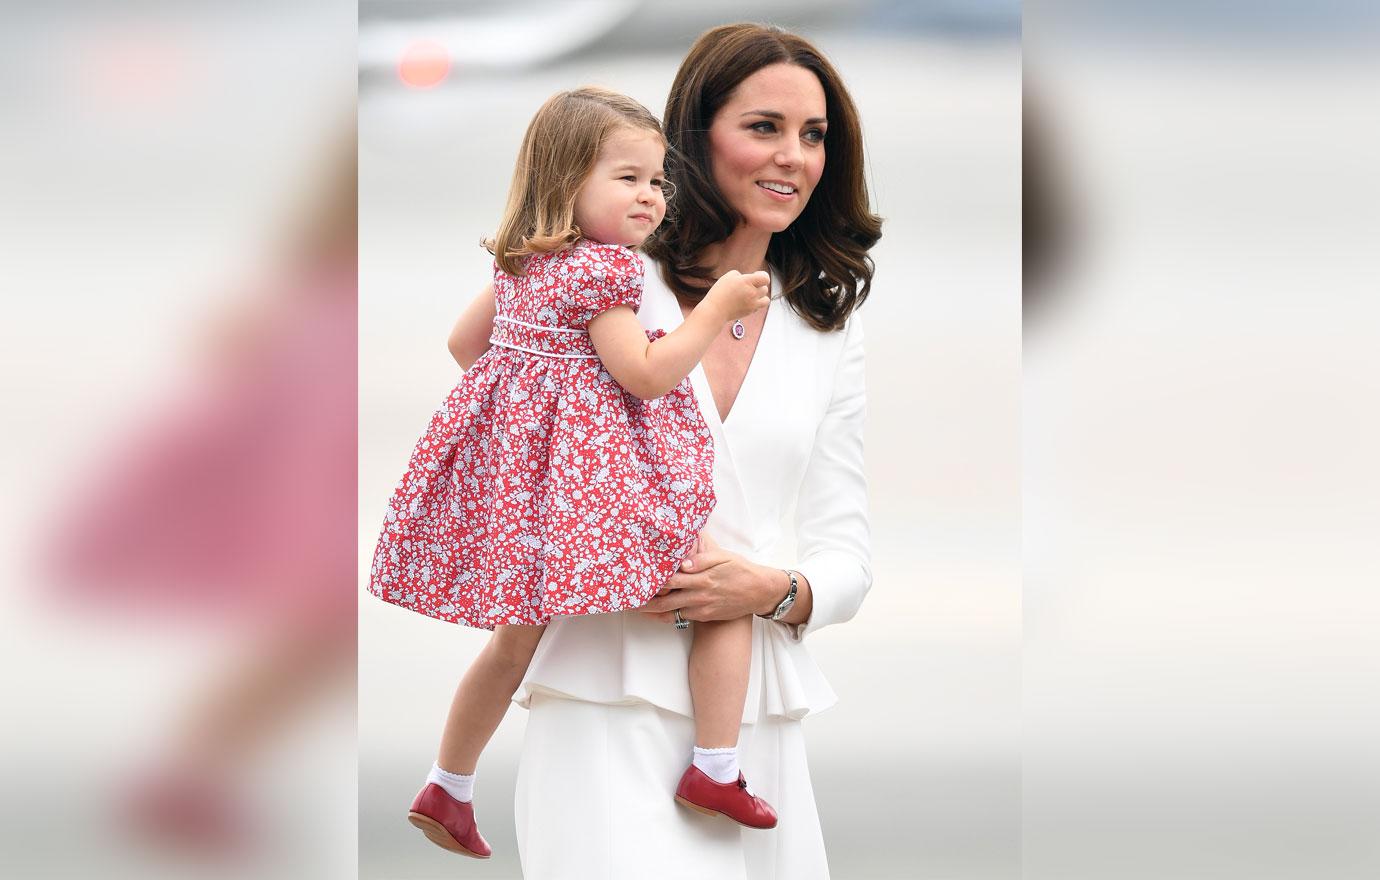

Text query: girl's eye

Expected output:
[650,179,664,189]
[620,175,637,183]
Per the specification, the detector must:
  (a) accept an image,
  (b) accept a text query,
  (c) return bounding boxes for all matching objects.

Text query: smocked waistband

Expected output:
[489,316,599,359]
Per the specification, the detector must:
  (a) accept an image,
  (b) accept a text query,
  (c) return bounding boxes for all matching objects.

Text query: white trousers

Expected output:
[514,692,830,879]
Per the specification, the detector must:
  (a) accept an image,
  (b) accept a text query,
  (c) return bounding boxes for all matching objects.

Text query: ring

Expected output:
[673,610,689,630]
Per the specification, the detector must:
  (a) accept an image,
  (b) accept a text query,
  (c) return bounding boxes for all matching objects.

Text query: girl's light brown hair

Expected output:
[485,87,664,276]
[643,23,883,332]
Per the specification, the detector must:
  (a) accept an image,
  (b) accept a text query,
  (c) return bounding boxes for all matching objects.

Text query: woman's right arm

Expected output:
[639,316,869,636]
[447,282,496,370]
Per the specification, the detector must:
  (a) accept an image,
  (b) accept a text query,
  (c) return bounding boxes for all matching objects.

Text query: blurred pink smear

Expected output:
[44,262,358,629]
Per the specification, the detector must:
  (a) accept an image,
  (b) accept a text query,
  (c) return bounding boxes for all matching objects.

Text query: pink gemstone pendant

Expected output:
[731,320,746,340]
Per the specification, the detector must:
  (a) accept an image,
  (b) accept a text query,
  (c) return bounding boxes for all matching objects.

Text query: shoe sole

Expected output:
[407,812,490,859]
[673,795,778,830]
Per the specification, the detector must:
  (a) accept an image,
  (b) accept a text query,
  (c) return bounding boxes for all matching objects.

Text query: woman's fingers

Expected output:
[679,550,730,573]
[636,601,694,624]
[637,593,679,614]
[646,551,737,615]
[637,609,676,624]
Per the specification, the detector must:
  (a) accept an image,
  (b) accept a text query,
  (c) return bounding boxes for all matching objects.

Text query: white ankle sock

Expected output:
[427,763,475,803]
[692,746,739,784]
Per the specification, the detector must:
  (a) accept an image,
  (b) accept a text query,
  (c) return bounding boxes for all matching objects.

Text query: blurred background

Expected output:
[1025,2,1380,878]
[358,1,1019,878]
[2,2,358,879]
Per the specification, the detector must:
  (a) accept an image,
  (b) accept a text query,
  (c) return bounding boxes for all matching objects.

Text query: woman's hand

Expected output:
[637,538,779,623]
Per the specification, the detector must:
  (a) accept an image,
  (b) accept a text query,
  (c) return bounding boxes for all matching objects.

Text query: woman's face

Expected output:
[707,63,828,234]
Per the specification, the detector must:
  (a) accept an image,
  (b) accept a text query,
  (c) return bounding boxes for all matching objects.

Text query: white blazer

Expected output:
[517,258,871,722]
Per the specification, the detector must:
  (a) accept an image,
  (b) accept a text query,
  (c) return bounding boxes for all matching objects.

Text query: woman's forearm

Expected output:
[750,562,813,626]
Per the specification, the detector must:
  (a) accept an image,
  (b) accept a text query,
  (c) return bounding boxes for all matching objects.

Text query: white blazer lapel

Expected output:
[634,267,757,548]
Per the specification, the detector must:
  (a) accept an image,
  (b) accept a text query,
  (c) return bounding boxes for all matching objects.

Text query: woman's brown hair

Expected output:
[643,23,882,331]
[485,87,664,276]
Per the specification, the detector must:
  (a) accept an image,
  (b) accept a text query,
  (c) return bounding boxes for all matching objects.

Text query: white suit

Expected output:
[514,259,871,879]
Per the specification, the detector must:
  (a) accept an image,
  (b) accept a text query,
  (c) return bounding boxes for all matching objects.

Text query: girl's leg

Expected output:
[679,615,778,828]
[687,614,752,748]
[436,623,546,774]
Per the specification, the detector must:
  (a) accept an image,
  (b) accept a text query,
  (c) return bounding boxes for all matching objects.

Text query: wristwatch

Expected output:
[761,569,798,622]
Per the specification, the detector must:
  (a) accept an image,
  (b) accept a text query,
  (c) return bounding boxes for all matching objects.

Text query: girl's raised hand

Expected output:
[704,270,771,322]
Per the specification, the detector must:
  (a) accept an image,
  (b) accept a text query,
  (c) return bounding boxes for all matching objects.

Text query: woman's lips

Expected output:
[756,182,797,201]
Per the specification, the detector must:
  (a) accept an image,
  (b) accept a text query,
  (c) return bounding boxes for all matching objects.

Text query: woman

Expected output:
[450,23,880,878]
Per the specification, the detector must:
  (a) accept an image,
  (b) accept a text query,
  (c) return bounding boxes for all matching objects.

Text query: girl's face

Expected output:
[707,63,828,234]
[573,127,668,247]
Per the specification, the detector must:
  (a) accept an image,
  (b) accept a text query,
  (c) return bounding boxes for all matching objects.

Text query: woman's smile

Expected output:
[755,179,799,200]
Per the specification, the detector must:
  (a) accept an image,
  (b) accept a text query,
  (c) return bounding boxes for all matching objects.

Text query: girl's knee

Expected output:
[489,624,545,667]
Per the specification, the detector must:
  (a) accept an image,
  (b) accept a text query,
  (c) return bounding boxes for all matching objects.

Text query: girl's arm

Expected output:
[586,270,768,400]
[447,282,496,370]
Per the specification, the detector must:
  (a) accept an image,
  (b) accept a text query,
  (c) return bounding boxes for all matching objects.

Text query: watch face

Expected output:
[773,596,795,620]
[772,571,798,620]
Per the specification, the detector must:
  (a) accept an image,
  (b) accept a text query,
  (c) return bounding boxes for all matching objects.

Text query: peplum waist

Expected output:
[515,592,838,724]
[513,443,838,722]
[489,316,599,359]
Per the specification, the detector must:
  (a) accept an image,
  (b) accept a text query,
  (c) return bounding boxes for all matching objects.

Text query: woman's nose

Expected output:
[775,143,803,169]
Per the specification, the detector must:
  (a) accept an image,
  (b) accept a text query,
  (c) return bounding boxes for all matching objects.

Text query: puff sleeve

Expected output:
[789,315,872,640]
[564,242,645,320]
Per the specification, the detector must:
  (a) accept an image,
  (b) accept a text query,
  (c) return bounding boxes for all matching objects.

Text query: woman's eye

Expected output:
[804,128,826,143]
[750,121,777,134]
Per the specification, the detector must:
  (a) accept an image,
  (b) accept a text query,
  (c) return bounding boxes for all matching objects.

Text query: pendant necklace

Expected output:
[727,268,768,340]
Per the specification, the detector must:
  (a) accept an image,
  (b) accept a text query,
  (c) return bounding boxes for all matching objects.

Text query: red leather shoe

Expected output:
[407,783,492,858]
[674,765,779,829]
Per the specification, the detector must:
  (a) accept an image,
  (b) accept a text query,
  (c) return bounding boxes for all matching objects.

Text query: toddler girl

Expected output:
[368,87,778,859]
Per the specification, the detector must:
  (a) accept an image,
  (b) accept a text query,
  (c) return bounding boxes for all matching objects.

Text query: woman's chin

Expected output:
[749,205,807,235]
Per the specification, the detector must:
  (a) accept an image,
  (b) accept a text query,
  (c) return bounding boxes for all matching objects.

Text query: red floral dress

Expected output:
[368,240,716,629]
